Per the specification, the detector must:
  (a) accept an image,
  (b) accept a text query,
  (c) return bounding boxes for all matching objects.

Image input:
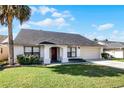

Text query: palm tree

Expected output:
[0,5,31,65]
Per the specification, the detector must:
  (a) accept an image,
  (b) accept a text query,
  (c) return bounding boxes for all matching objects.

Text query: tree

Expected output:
[0,5,31,65]
[105,39,108,41]
[94,38,98,41]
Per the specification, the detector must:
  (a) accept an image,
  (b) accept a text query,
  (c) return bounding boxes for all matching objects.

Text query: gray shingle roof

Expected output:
[14,29,101,46]
[0,35,7,43]
[100,41,124,48]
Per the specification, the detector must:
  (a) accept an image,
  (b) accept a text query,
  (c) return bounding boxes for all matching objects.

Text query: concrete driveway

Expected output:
[89,60,124,70]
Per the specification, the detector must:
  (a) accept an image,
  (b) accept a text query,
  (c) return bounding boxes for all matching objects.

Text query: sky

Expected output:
[0,5,124,41]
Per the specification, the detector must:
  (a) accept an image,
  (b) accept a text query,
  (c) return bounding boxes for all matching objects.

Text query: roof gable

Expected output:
[0,35,7,43]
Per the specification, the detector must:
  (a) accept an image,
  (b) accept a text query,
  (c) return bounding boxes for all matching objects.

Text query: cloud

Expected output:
[70,17,75,21]
[112,30,119,34]
[52,10,74,21]
[92,23,114,31]
[30,6,57,16]
[110,30,124,41]
[27,6,74,29]
[13,32,18,39]
[30,6,38,15]
[54,17,68,27]
[0,27,7,32]
[29,17,68,28]
[52,12,62,17]
[29,6,75,22]
[29,18,52,27]
[39,6,56,15]
[19,23,31,29]
[68,31,79,34]
[86,29,124,41]
[84,32,106,41]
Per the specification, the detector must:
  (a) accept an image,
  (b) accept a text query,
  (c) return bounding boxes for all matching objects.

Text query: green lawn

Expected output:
[112,58,124,62]
[0,64,124,88]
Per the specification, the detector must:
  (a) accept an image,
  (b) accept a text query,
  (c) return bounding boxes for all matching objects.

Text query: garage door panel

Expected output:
[115,51,123,58]
[80,47,100,59]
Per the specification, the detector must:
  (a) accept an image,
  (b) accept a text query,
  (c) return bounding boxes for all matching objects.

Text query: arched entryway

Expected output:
[43,45,68,64]
[50,47,61,63]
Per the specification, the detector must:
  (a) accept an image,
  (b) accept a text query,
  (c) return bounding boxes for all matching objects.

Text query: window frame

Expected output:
[67,47,77,57]
[24,46,40,57]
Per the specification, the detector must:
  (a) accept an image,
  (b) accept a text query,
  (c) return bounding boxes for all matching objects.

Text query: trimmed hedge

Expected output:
[69,58,86,62]
[17,55,41,65]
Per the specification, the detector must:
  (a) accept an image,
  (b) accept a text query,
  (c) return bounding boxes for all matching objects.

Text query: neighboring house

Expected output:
[98,41,124,58]
[2,29,103,64]
[0,35,8,61]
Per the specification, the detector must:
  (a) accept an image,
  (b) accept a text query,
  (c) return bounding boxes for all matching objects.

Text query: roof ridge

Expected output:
[21,28,81,36]
[0,35,8,43]
[100,40,124,43]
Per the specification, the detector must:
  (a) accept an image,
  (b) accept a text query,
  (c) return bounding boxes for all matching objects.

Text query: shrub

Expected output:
[17,55,41,65]
[69,58,86,62]
[30,55,40,64]
[0,59,8,66]
[101,53,111,59]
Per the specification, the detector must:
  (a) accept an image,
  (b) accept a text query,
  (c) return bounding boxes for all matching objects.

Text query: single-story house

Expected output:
[0,35,8,61]
[98,40,124,58]
[1,29,103,64]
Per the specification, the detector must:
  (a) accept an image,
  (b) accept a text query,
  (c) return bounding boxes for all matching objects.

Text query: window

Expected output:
[67,47,77,57]
[24,46,40,57]
[33,47,40,57]
[0,48,3,54]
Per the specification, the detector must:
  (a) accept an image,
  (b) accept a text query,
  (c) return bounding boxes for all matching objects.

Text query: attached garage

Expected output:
[105,49,124,58]
[114,50,123,58]
[98,41,124,58]
[80,46,101,59]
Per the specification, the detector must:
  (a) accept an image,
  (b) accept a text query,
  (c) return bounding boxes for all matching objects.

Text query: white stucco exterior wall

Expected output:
[44,45,51,64]
[40,45,44,58]
[77,46,81,58]
[13,44,102,64]
[0,45,8,61]
[60,48,63,60]
[61,45,68,63]
[14,45,24,61]
[100,47,103,58]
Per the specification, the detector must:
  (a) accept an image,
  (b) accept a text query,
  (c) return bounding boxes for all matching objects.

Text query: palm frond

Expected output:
[15,5,31,24]
[0,5,31,25]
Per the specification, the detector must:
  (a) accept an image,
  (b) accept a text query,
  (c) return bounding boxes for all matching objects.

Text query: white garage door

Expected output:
[80,46,101,59]
[114,50,123,58]
[105,50,123,58]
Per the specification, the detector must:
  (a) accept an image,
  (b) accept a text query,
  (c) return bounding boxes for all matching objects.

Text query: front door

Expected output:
[51,47,57,62]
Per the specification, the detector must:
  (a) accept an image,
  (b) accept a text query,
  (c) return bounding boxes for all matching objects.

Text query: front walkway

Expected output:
[89,60,124,70]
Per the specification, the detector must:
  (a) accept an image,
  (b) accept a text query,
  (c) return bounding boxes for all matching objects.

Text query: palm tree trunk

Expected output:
[8,16,14,65]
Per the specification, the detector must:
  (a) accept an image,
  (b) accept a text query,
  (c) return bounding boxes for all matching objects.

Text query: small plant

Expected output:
[30,55,41,64]
[17,55,41,65]
[0,59,8,66]
[101,53,111,59]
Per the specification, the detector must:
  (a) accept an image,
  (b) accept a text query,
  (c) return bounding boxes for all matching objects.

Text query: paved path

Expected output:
[89,60,124,70]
